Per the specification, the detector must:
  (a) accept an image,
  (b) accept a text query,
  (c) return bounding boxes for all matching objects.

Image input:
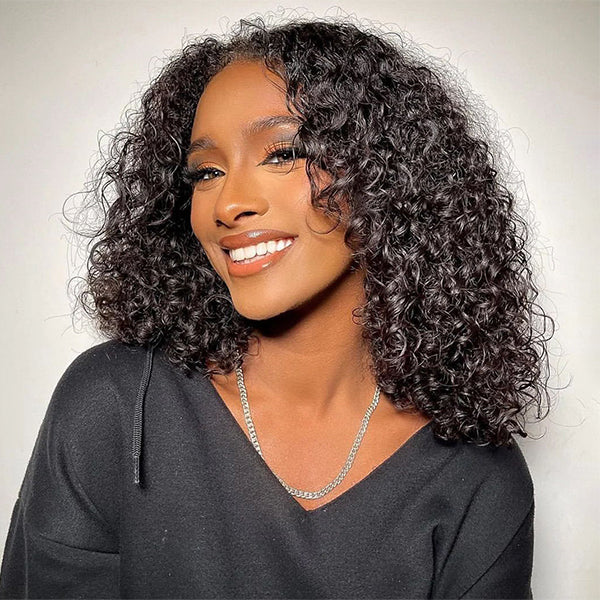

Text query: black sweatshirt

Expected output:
[0,341,534,599]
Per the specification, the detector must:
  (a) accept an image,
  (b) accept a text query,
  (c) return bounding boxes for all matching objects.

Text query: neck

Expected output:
[241,267,377,418]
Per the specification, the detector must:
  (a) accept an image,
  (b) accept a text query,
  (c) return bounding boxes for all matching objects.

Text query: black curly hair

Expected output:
[74,17,554,446]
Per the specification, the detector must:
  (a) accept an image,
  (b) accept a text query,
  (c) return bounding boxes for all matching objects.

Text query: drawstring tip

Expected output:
[133,455,141,486]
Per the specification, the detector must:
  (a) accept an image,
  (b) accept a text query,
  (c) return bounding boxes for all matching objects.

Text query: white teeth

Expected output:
[243,245,257,260]
[256,242,268,256]
[229,238,294,263]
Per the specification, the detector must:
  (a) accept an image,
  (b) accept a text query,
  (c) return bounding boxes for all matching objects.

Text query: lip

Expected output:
[223,237,296,278]
[218,229,296,250]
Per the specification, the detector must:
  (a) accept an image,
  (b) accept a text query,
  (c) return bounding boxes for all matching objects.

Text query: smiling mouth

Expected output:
[222,237,296,276]
[225,238,295,264]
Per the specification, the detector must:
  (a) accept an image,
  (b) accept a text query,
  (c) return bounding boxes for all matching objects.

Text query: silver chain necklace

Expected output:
[234,365,381,500]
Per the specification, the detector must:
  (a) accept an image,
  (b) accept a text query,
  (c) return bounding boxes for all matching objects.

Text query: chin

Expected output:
[231,284,320,322]
[231,296,289,322]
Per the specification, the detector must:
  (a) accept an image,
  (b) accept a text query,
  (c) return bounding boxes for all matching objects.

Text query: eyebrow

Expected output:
[186,115,301,158]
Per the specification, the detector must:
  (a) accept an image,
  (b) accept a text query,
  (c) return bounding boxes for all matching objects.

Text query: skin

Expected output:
[188,60,430,510]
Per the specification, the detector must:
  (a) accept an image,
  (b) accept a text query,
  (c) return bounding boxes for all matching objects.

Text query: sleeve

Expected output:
[0,346,123,599]
[433,443,535,599]
[460,505,533,599]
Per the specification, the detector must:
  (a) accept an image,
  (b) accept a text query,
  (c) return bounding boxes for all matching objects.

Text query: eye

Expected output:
[183,165,224,186]
[261,143,306,166]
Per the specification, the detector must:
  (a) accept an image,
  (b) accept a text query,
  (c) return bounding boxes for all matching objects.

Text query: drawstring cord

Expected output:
[132,335,162,486]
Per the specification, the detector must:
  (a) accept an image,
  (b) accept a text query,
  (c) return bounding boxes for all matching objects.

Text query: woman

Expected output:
[0,17,552,599]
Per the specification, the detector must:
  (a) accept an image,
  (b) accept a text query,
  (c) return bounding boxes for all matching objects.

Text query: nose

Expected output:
[213,167,269,228]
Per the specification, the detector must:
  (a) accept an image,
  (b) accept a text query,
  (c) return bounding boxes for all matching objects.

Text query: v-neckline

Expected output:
[203,375,433,516]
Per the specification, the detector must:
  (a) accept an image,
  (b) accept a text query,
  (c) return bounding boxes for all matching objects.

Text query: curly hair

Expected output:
[74,17,554,446]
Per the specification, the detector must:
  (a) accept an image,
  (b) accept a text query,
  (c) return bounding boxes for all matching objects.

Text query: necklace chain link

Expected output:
[235,365,381,500]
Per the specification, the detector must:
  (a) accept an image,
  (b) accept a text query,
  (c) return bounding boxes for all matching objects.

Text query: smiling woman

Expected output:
[0,16,553,600]
[188,60,359,322]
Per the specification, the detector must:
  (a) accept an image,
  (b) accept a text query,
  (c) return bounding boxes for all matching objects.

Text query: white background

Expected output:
[1,1,598,598]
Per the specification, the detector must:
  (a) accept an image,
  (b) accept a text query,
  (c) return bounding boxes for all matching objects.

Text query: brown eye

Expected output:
[183,166,224,185]
[261,144,306,166]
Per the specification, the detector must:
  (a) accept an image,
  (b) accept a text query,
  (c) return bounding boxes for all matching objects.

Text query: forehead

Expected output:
[194,60,290,125]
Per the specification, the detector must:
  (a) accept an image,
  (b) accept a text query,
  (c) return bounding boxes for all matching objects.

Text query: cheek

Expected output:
[189,197,226,277]
[190,194,209,245]
[263,169,311,206]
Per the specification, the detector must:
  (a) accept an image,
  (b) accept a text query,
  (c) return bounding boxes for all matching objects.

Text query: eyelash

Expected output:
[183,143,305,185]
[262,142,305,165]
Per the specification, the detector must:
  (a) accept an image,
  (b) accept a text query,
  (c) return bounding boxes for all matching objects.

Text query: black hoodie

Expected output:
[0,340,534,598]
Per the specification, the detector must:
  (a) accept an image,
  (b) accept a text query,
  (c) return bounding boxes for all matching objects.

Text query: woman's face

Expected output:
[188,60,358,321]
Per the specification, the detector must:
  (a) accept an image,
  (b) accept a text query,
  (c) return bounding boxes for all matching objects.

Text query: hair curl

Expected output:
[73,17,554,446]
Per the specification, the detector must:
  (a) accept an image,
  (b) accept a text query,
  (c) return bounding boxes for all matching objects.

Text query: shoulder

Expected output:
[430,438,535,598]
[56,339,149,391]
[458,438,533,513]
[50,340,151,415]
[429,438,535,598]
[40,340,151,460]
[46,338,143,422]
[27,338,153,487]
[429,434,534,566]
[446,437,533,502]
[422,430,534,543]
[18,341,148,537]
